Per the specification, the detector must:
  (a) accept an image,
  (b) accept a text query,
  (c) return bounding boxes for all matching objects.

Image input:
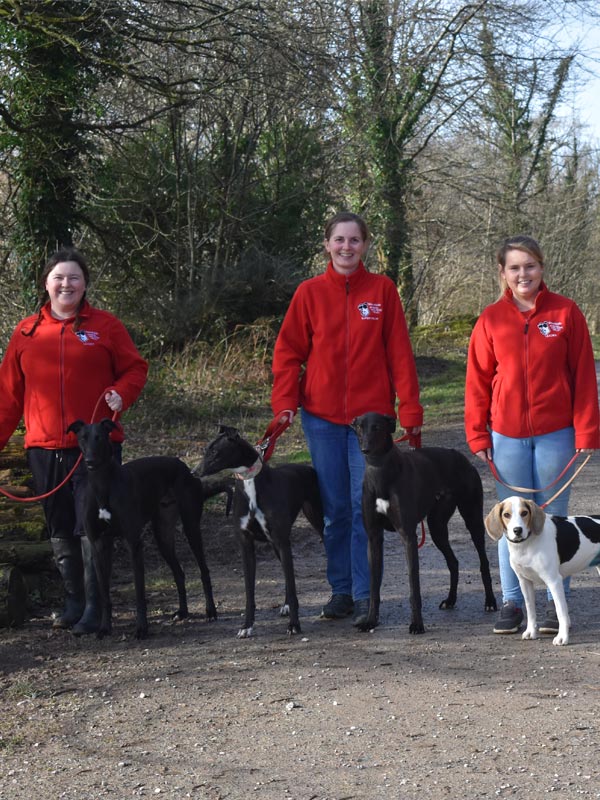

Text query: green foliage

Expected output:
[0,2,121,306]
[88,115,331,344]
[411,315,476,358]
[125,318,473,463]
[418,357,466,423]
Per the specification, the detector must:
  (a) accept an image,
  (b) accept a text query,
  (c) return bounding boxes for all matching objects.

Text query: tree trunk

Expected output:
[0,541,53,569]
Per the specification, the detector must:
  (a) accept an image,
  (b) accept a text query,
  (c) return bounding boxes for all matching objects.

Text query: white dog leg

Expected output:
[548,581,570,646]
[519,578,538,641]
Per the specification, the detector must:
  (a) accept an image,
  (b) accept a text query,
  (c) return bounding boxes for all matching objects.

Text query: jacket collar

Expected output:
[324,260,370,289]
[41,298,92,323]
[502,281,549,313]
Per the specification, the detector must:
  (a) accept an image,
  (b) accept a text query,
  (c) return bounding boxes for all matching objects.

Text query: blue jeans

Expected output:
[301,409,370,600]
[492,428,574,605]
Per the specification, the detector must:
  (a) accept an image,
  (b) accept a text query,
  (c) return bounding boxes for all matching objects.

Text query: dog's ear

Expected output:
[67,420,84,435]
[386,416,396,433]
[485,501,506,541]
[100,418,118,435]
[218,424,238,437]
[527,500,546,535]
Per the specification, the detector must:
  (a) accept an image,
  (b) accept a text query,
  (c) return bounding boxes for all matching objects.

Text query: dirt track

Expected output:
[1,420,600,800]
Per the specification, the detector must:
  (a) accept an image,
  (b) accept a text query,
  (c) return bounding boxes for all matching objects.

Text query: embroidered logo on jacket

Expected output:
[357,302,382,320]
[537,320,563,338]
[74,330,100,345]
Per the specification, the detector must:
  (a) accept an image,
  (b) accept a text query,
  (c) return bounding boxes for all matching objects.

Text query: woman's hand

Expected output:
[474,448,492,462]
[105,390,123,412]
[402,426,421,448]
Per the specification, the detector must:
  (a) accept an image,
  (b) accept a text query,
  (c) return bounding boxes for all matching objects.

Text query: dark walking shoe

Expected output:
[351,598,371,627]
[493,600,524,634]
[539,599,559,634]
[321,594,354,619]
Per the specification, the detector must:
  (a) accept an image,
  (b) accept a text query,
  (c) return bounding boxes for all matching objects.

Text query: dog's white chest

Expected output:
[375,498,390,516]
[240,479,269,536]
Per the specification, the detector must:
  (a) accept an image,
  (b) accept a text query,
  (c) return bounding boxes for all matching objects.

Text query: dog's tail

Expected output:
[200,477,234,516]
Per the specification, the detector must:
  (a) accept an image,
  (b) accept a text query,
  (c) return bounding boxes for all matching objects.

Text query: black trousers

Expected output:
[27,445,122,540]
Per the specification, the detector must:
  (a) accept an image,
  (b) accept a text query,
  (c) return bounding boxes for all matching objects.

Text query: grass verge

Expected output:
[126,319,472,461]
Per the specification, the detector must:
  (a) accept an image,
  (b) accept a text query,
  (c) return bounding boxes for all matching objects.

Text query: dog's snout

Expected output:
[512,526,523,535]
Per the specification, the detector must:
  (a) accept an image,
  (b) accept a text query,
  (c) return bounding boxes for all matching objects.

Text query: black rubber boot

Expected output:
[71,537,101,636]
[50,537,85,629]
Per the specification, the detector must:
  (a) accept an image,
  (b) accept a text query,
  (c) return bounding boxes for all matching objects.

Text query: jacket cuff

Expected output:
[468,435,492,454]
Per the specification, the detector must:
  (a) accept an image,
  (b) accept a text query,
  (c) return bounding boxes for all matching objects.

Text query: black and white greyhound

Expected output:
[352,412,497,633]
[68,418,232,639]
[200,425,324,637]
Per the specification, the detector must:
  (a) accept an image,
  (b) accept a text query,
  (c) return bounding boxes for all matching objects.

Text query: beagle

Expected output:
[485,497,600,645]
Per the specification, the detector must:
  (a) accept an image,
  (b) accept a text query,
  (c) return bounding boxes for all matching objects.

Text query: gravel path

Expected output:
[1,420,599,800]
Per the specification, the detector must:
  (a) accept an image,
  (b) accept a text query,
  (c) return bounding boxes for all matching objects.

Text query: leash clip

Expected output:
[256,415,292,463]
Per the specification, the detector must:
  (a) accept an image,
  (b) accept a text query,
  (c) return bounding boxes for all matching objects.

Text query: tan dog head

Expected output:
[485,497,547,543]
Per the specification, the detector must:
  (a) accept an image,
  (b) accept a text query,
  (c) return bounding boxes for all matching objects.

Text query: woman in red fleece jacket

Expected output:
[271,212,423,627]
[0,247,148,634]
[465,235,599,636]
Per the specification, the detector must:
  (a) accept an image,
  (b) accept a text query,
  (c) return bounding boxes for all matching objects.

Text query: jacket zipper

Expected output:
[344,280,350,421]
[60,323,67,447]
[523,316,534,435]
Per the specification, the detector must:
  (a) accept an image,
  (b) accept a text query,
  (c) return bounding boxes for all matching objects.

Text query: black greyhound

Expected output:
[200,425,324,637]
[352,412,497,634]
[68,419,232,639]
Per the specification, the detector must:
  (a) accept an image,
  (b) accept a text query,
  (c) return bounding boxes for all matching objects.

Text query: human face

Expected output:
[500,249,544,309]
[45,261,87,319]
[324,221,367,275]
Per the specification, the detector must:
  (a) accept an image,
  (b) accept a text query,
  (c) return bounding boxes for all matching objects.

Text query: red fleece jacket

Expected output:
[465,285,599,453]
[271,262,423,428]
[0,301,148,450]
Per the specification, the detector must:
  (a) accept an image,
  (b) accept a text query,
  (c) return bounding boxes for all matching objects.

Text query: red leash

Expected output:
[395,431,426,548]
[256,415,292,462]
[0,389,119,504]
[486,452,580,495]
[485,451,591,509]
[255,418,428,548]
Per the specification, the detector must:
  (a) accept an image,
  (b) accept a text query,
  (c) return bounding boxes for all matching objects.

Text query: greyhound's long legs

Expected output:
[238,532,256,637]
[127,538,148,639]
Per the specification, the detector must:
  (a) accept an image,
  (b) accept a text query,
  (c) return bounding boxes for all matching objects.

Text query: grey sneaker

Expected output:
[539,599,559,634]
[351,598,371,627]
[321,594,354,619]
[493,600,524,634]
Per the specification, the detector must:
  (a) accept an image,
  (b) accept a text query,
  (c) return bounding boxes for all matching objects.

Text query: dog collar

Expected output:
[234,456,263,481]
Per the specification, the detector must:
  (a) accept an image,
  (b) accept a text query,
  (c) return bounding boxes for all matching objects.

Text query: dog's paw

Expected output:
[522,627,537,641]
[237,626,254,638]
[409,621,425,635]
[279,603,290,618]
[438,597,456,610]
[205,605,218,622]
[485,598,498,612]
[356,617,379,633]
[552,632,569,646]
[171,608,189,622]
[287,622,302,636]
